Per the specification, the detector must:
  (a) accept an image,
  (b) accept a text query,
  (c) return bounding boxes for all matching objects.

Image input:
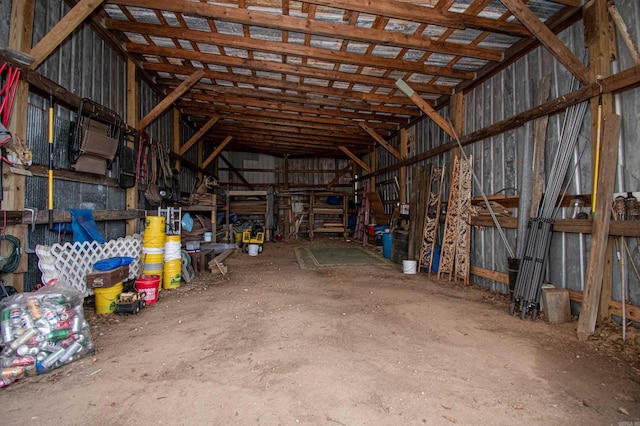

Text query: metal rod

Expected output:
[446,117,515,258]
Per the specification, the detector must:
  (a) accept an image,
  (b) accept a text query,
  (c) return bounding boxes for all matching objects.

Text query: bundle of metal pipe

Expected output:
[511,76,589,320]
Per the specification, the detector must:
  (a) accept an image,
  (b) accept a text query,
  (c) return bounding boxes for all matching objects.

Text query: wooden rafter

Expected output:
[305,0,532,38]
[500,0,591,85]
[395,79,456,138]
[137,69,204,130]
[179,116,219,156]
[29,0,105,69]
[105,19,475,79]
[202,136,232,169]
[109,0,502,61]
[359,122,402,160]
[338,146,371,173]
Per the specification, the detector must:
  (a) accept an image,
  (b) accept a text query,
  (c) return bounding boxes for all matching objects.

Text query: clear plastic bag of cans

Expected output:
[0,281,95,388]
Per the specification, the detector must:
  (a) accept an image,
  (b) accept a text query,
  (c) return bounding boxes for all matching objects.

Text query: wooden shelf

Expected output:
[309,192,348,241]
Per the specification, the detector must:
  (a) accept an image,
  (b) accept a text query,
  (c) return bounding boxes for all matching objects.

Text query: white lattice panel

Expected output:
[36,234,143,297]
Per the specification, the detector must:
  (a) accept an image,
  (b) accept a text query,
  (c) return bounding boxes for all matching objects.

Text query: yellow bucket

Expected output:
[163,259,181,289]
[166,235,181,243]
[145,215,166,233]
[94,282,123,315]
[234,232,242,244]
[143,216,166,249]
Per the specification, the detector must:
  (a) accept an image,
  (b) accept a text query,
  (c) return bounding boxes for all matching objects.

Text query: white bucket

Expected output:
[203,232,212,242]
[402,260,418,274]
[247,244,260,256]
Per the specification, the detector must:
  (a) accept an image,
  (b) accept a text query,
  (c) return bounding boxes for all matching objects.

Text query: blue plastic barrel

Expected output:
[382,232,393,259]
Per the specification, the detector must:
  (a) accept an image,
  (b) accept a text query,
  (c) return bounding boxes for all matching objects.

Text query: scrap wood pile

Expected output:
[182,214,212,242]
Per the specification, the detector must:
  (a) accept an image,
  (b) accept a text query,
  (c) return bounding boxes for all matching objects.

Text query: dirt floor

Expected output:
[1,238,639,425]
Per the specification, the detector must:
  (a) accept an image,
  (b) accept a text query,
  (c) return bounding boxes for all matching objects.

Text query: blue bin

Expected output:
[382,232,393,259]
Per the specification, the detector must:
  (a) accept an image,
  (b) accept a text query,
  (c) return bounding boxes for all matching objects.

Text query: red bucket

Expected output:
[367,224,377,237]
[135,275,161,305]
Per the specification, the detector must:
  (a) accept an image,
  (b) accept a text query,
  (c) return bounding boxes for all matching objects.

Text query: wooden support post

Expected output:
[326,161,354,190]
[283,154,289,190]
[530,75,552,218]
[29,0,105,69]
[399,128,407,207]
[197,138,204,183]
[173,109,181,200]
[137,69,205,130]
[598,239,615,322]
[202,136,232,169]
[585,0,615,326]
[370,148,376,190]
[4,0,36,291]
[577,114,621,341]
[607,1,640,66]
[338,146,371,173]
[126,59,139,236]
[449,91,464,180]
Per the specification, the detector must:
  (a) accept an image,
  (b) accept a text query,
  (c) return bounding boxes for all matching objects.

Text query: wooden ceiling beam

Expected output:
[131,43,453,96]
[500,0,591,85]
[338,146,371,173]
[215,118,371,140]
[359,122,402,160]
[395,79,456,138]
[108,0,502,61]
[202,135,232,168]
[29,0,105,69]
[210,132,368,152]
[179,115,219,155]
[137,69,204,130]
[105,19,475,79]
[178,102,403,130]
[179,103,400,131]
[304,0,532,38]
[184,91,420,117]
[157,76,417,107]
[211,122,371,144]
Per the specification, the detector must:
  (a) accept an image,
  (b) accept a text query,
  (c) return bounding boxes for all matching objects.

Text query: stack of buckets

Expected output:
[163,235,181,290]
[137,216,165,305]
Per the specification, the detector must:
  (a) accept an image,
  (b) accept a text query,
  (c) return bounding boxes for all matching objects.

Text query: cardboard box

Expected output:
[86,265,130,289]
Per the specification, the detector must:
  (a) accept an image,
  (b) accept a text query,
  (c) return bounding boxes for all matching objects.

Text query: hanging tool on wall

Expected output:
[591,81,603,218]
[48,95,55,230]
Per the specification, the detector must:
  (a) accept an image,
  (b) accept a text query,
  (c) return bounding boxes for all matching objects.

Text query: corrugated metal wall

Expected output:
[464,23,590,295]
[454,5,639,311]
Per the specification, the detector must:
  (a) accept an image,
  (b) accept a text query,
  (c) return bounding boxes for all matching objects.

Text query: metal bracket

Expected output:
[23,208,37,253]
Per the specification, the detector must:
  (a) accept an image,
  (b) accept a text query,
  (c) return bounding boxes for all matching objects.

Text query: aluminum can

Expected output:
[59,341,82,364]
[0,378,14,388]
[39,340,59,352]
[36,352,48,362]
[47,329,70,341]
[27,299,43,320]
[8,328,37,352]
[26,333,45,346]
[54,320,71,331]
[24,364,38,377]
[1,367,24,379]
[1,356,35,367]
[41,347,65,369]
[8,305,21,325]
[1,308,13,343]
[16,345,39,356]
[71,316,82,334]
[42,309,59,326]
[19,313,35,331]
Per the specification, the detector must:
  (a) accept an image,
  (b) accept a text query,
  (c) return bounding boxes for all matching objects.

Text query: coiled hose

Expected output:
[0,234,21,273]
